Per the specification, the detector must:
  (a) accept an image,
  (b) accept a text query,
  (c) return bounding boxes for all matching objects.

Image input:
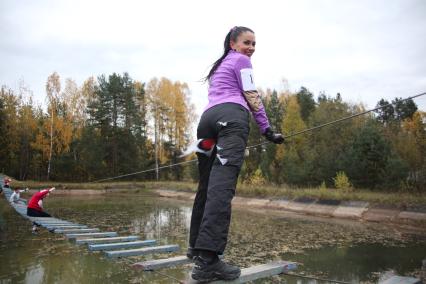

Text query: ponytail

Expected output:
[204,26,254,82]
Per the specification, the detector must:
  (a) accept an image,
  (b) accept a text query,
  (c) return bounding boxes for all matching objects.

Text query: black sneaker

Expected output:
[191,256,241,282]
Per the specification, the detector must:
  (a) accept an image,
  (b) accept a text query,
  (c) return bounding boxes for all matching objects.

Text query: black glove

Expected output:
[263,127,284,144]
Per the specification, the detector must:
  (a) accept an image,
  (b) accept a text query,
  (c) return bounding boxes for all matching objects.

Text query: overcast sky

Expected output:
[1,0,425,118]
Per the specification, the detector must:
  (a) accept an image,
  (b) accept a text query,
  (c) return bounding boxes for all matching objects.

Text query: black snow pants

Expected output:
[189,103,250,254]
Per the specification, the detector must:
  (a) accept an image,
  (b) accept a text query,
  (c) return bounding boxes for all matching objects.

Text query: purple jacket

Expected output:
[204,50,270,133]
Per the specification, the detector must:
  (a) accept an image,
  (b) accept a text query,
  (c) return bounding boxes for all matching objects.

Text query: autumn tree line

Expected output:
[1,73,425,191]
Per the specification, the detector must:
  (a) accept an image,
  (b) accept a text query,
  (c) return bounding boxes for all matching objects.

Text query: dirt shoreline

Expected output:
[154,189,426,229]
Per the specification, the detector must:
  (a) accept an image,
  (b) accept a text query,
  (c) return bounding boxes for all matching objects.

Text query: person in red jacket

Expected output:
[27,187,55,217]
[27,187,55,233]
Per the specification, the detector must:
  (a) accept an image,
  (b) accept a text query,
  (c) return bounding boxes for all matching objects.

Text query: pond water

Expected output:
[0,192,425,283]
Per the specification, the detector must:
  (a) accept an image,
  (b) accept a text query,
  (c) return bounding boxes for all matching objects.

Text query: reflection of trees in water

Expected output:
[130,206,192,242]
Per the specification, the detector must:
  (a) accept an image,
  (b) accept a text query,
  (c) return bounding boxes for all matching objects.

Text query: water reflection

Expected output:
[1,194,425,283]
[130,207,192,241]
[24,264,43,284]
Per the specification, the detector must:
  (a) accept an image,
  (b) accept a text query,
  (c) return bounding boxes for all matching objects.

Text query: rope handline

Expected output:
[90,159,197,183]
[247,91,426,149]
[91,91,426,183]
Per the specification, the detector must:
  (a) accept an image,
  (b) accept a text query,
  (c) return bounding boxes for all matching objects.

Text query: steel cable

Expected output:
[91,91,426,183]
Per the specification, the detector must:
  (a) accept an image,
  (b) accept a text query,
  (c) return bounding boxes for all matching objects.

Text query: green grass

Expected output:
[9,179,426,207]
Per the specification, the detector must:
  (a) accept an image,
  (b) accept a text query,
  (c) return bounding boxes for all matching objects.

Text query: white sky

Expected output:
[1,0,426,119]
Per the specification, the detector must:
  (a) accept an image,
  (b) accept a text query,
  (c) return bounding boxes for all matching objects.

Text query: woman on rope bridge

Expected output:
[187,26,284,282]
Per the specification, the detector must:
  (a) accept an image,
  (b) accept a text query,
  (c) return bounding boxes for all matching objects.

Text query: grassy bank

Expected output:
[9,179,426,207]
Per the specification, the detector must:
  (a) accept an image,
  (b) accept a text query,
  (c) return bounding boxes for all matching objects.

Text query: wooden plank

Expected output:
[32,219,73,223]
[132,254,224,271]
[38,221,77,225]
[39,223,78,227]
[29,218,64,221]
[35,220,72,223]
[39,223,76,227]
[35,221,75,226]
[13,207,26,212]
[186,261,297,284]
[45,225,88,230]
[37,221,76,224]
[54,228,100,234]
[75,236,140,245]
[133,255,191,271]
[66,232,118,239]
[89,239,156,251]
[105,244,179,258]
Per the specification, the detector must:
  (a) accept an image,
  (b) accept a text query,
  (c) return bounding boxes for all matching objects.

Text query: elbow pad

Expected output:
[240,68,261,111]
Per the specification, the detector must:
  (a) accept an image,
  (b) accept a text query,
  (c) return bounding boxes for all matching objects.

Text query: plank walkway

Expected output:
[46,225,88,230]
[133,254,224,271]
[1,181,299,283]
[89,240,156,251]
[105,244,180,258]
[133,255,191,270]
[54,228,100,234]
[66,232,118,239]
[76,236,140,245]
[186,261,297,284]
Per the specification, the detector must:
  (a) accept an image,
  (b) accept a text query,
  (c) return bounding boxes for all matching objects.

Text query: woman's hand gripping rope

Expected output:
[263,127,284,144]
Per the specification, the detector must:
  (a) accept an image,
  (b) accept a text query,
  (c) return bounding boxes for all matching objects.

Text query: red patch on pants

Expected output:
[199,139,216,151]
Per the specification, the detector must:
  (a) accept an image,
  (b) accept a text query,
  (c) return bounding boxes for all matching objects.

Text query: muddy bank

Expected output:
[154,189,426,229]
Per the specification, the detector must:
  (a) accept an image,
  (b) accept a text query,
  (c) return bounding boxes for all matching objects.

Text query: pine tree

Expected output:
[296,86,316,122]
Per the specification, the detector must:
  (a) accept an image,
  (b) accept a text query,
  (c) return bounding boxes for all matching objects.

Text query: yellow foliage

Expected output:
[248,168,266,186]
[277,95,307,161]
[396,111,426,170]
[146,77,195,164]
[333,171,353,191]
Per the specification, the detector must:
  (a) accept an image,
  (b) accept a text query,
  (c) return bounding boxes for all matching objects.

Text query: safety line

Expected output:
[91,91,426,183]
[247,91,426,149]
[90,159,197,183]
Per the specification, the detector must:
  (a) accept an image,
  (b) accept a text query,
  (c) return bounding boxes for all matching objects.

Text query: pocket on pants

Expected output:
[215,120,249,168]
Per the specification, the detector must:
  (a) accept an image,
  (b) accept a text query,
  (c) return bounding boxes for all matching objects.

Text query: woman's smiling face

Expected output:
[230,31,256,58]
